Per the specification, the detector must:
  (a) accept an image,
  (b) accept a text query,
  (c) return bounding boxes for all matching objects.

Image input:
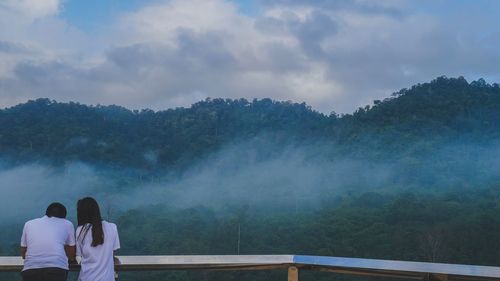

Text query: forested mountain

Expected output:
[340,76,500,149]
[1,76,500,169]
[0,97,329,168]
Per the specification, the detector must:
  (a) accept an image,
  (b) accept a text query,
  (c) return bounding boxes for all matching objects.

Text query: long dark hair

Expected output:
[77,197,104,247]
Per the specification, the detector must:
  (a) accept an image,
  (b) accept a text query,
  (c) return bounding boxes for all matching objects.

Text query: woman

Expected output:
[76,197,120,281]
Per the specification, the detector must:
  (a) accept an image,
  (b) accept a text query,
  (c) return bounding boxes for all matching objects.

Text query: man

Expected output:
[20,203,76,281]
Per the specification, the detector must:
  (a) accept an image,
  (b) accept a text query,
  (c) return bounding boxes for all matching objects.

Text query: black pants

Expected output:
[21,268,68,281]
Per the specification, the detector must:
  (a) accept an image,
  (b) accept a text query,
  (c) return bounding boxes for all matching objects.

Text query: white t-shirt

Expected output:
[76,221,120,281]
[20,215,76,271]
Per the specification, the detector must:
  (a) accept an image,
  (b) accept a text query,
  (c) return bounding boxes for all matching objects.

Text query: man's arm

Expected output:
[20,247,27,259]
[65,221,77,263]
[65,245,76,264]
[20,223,28,259]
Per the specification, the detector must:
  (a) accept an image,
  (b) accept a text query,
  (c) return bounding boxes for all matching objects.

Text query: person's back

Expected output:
[77,221,120,281]
[76,197,120,281]
[21,203,75,281]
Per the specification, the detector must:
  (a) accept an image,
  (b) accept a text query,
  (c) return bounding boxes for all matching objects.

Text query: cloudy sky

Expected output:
[0,0,499,113]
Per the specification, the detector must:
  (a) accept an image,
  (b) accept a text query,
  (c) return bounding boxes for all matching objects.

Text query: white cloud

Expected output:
[0,0,61,21]
[117,0,247,44]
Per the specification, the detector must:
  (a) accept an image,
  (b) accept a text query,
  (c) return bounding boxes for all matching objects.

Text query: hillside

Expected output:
[1,76,500,170]
[0,77,500,168]
[0,98,329,168]
[341,76,500,146]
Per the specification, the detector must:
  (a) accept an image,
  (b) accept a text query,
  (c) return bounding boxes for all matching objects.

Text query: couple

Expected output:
[20,197,120,281]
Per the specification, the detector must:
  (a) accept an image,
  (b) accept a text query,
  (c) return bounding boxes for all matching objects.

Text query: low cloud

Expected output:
[1,137,500,228]
[0,162,106,223]
[0,140,393,223]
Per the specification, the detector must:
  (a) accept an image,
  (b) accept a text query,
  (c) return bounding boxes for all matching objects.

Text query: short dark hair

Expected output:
[46,202,67,218]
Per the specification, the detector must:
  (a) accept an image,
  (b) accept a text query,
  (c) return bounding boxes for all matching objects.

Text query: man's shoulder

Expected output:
[61,218,74,225]
[58,218,75,230]
[24,216,43,226]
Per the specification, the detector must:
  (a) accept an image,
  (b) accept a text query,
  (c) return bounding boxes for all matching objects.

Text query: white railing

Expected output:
[1,255,500,280]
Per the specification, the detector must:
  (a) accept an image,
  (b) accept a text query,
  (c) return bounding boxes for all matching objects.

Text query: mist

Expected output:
[1,136,500,226]
[0,139,391,223]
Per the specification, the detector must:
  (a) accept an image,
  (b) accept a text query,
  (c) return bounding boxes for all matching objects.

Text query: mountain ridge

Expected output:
[1,76,500,168]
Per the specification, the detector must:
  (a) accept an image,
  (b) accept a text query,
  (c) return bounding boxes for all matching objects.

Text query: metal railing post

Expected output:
[288,266,298,281]
[425,273,448,281]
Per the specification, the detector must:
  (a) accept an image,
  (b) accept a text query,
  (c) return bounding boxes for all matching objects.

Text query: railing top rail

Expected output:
[1,255,500,280]
[294,255,500,279]
[0,255,294,272]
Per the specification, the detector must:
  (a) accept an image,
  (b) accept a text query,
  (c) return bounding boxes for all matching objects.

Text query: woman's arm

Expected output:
[113,251,121,265]
[20,246,27,259]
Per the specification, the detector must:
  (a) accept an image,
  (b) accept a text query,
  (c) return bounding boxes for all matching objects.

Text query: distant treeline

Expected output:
[1,76,500,170]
